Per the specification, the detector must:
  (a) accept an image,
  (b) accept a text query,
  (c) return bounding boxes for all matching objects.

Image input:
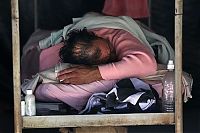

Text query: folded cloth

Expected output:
[21,63,72,94]
[182,72,193,102]
[141,64,193,102]
[79,78,158,114]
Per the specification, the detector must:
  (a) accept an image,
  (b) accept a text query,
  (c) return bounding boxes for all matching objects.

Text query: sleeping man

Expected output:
[35,27,157,111]
[22,12,193,111]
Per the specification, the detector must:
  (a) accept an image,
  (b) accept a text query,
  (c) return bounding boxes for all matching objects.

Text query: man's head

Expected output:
[59,28,116,65]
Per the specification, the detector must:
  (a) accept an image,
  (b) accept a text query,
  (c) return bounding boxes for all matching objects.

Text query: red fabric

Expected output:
[102,0,149,18]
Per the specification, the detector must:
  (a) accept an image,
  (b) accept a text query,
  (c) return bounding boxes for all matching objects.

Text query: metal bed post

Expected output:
[34,0,38,30]
[175,0,183,132]
[11,0,22,132]
[148,0,152,28]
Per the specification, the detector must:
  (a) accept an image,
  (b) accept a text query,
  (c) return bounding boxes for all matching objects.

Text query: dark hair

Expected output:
[59,28,113,65]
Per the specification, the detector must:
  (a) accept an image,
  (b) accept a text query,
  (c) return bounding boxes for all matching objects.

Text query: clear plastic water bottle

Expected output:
[25,90,36,116]
[162,60,175,112]
[21,101,26,116]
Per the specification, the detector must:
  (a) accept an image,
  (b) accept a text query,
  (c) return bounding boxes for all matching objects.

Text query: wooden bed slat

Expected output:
[175,0,183,132]
[23,113,174,128]
[11,0,22,133]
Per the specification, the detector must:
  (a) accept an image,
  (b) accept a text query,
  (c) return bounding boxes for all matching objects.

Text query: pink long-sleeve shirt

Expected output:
[36,28,157,111]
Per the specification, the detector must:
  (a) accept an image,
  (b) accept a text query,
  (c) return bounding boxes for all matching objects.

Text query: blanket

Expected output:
[21,63,71,93]
[79,78,158,114]
[21,63,193,103]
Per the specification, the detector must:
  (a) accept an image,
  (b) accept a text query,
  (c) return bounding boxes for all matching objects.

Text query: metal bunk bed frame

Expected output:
[11,0,183,132]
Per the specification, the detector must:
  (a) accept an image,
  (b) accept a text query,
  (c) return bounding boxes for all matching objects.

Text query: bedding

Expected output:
[79,78,159,114]
[21,29,52,80]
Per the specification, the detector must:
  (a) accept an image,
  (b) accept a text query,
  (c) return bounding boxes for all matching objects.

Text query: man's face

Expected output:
[66,38,116,65]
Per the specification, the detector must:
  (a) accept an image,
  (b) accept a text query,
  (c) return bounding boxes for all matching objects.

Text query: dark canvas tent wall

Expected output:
[11,0,183,132]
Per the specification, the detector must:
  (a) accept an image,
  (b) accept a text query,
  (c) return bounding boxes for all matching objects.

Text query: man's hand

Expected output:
[57,65,103,85]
